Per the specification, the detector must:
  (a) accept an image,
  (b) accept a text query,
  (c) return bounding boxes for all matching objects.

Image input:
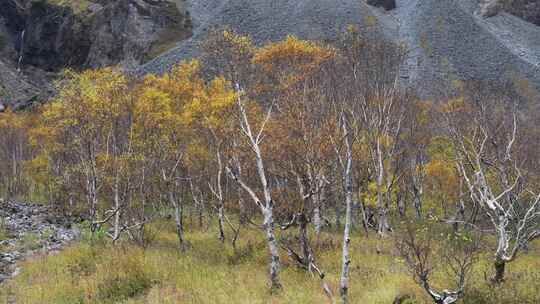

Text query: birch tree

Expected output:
[338,27,408,238]
[443,91,540,283]
[338,112,355,304]
[37,68,129,231]
[396,221,480,304]
[225,83,283,291]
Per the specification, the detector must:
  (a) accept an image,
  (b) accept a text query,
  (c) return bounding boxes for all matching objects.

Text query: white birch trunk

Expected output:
[228,88,282,291]
[340,118,354,304]
[376,138,389,236]
[262,205,281,291]
[113,174,121,241]
[313,205,322,234]
[216,151,226,242]
[169,190,184,251]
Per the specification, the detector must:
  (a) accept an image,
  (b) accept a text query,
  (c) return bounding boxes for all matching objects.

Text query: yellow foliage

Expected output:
[0,110,27,130]
[425,159,459,200]
[42,68,130,143]
[440,97,471,114]
[221,29,255,59]
[253,35,335,85]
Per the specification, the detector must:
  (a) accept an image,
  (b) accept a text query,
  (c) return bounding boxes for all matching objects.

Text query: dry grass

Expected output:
[1,221,539,304]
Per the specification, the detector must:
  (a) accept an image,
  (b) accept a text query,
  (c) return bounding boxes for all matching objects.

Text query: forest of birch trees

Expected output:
[1,28,539,304]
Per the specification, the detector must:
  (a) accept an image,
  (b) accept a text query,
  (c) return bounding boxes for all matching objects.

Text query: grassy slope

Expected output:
[1,221,539,304]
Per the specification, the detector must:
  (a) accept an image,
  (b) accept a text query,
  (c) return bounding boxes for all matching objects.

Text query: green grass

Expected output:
[1,221,539,304]
[42,0,92,14]
[20,233,41,250]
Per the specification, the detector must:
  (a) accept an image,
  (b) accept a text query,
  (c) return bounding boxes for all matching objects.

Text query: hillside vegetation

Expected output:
[0,29,539,303]
[1,223,540,304]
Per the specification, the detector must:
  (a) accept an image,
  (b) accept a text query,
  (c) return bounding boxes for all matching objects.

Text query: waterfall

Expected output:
[17,30,25,72]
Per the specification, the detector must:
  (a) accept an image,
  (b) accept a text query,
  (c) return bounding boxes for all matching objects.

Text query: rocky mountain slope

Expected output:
[140,0,540,98]
[501,0,540,25]
[1,0,539,108]
[0,0,192,109]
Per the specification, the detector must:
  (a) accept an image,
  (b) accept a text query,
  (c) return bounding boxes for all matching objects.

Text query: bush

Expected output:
[64,244,97,276]
[95,256,153,302]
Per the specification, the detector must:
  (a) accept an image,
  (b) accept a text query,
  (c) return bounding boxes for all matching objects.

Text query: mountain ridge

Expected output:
[1,0,539,109]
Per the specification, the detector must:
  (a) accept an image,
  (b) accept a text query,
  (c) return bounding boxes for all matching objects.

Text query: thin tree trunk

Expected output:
[298,213,310,263]
[376,139,389,236]
[397,192,406,218]
[238,188,247,225]
[88,173,99,233]
[113,174,121,241]
[198,199,204,229]
[169,190,185,251]
[359,199,370,237]
[411,158,423,219]
[492,258,506,283]
[262,205,282,292]
[230,90,282,291]
[311,178,326,235]
[214,149,227,242]
[217,203,226,242]
[492,223,509,283]
[340,193,352,304]
[412,185,422,219]
[313,204,322,234]
[340,118,353,304]
[452,198,465,233]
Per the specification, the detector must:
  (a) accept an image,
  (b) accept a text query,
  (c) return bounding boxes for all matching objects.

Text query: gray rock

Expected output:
[367,0,397,11]
[0,274,9,283]
[0,200,80,284]
[0,0,192,108]
[480,0,502,17]
[138,0,540,99]
[500,0,540,26]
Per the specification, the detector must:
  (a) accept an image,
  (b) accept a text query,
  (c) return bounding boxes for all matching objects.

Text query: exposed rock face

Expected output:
[480,0,502,17]
[0,57,51,110]
[0,200,80,283]
[366,0,396,11]
[84,0,192,68]
[3,0,192,70]
[0,0,192,108]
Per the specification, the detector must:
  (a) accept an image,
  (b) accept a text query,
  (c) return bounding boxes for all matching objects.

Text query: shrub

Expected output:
[95,256,153,302]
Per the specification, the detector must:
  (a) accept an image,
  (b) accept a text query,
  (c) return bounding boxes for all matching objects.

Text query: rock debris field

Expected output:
[139,0,540,98]
[0,201,79,284]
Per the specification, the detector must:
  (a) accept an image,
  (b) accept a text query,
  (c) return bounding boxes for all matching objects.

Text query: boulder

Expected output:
[480,0,502,17]
[366,0,396,11]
